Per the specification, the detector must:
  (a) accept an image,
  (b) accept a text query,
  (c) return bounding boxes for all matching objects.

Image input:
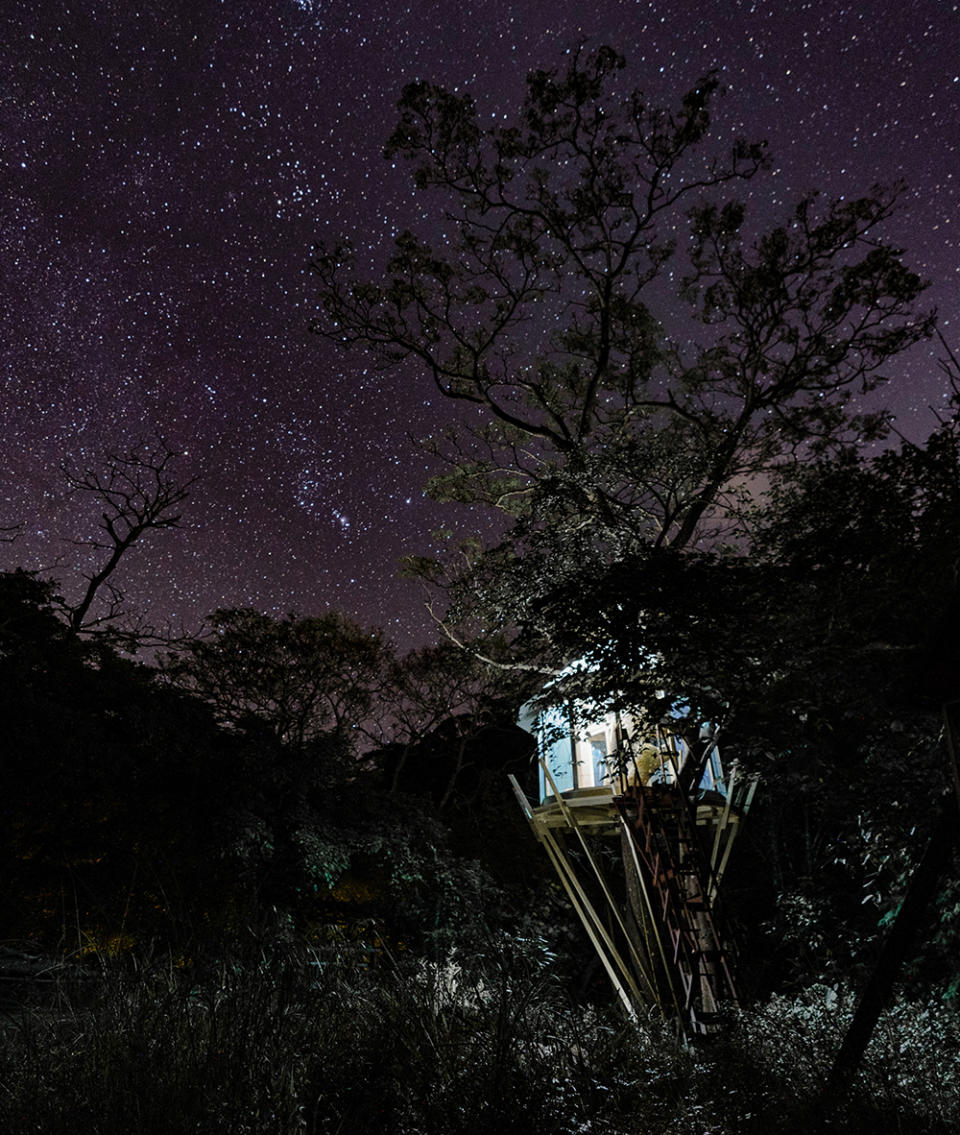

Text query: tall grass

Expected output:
[0,942,957,1134]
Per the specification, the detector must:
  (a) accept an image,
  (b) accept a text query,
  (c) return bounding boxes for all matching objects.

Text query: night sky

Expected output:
[2,0,958,649]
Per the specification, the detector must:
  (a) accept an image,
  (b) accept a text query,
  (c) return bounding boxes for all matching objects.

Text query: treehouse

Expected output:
[511,684,756,1037]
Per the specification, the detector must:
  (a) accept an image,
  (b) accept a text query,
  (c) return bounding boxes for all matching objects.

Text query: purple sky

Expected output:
[2,0,958,648]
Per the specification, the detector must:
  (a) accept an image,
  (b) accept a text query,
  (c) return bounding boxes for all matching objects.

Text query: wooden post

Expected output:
[540,761,660,1002]
[508,774,645,1014]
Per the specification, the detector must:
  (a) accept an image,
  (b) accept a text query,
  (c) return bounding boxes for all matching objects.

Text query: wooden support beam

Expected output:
[620,815,684,1022]
[539,826,641,1014]
[507,773,534,822]
[710,763,737,873]
[509,774,644,1015]
[540,761,660,1003]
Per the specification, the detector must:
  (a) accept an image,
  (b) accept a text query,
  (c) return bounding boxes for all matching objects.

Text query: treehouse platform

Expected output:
[511,694,757,1036]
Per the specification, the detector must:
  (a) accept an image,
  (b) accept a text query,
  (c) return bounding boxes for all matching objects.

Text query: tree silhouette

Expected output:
[164,607,387,747]
[313,46,931,576]
[61,438,195,640]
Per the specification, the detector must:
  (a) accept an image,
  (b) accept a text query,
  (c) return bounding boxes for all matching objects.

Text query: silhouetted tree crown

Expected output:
[312,46,932,575]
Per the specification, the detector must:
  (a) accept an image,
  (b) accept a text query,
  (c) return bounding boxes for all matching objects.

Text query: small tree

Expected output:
[62,438,195,640]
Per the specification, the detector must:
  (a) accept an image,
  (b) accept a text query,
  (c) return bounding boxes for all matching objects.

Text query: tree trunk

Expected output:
[825,789,959,1094]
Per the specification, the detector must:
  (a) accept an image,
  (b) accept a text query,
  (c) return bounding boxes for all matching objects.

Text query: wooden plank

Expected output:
[512,770,642,1014]
[541,760,659,1003]
[710,763,737,873]
[507,774,534,822]
[537,827,638,1019]
[620,814,682,1021]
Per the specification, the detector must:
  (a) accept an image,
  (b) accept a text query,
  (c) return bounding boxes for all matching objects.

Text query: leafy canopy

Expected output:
[164,608,387,746]
[313,45,932,572]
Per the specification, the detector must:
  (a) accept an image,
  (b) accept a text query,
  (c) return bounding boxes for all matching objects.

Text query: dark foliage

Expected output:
[0,944,957,1134]
[0,570,234,948]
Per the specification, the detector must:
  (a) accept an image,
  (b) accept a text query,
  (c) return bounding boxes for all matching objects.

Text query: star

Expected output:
[1,0,957,648]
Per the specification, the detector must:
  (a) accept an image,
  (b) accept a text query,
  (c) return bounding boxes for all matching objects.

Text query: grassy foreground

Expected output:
[0,941,957,1134]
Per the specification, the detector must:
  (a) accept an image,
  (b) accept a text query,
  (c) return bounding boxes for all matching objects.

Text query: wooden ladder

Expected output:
[617,785,739,1032]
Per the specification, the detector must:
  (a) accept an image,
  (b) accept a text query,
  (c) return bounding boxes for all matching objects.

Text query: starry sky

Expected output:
[2,0,958,649]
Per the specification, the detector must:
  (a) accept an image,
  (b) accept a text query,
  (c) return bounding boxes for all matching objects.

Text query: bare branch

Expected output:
[60,438,197,639]
[426,599,557,676]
